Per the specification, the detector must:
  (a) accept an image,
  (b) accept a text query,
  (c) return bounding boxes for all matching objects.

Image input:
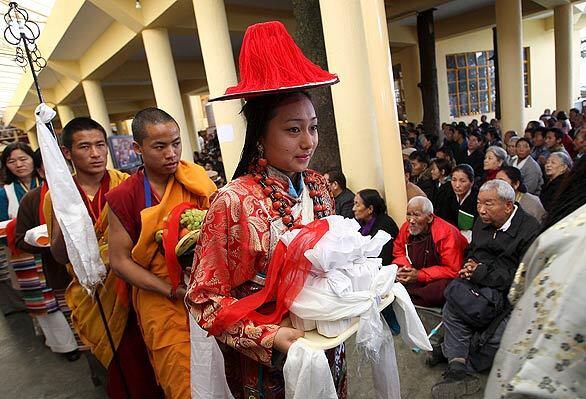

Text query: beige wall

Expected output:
[522,18,555,124]
[392,45,423,123]
[395,18,581,128]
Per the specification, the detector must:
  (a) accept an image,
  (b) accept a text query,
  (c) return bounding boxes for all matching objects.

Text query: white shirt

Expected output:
[513,157,528,170]
[498,205,518,232]
[457,189,472,205]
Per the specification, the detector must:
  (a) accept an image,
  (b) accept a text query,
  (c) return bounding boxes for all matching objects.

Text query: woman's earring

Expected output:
[256,143,268,170]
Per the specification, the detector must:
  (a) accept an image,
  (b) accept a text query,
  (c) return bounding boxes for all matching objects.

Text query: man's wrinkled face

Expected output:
[406,202,433,236]
[477,189,513,228]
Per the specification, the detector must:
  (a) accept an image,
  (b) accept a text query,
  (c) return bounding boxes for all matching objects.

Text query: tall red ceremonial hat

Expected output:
[209,20,339,102]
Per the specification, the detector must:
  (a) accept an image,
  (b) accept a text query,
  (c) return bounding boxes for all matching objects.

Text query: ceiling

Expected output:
[225,0,292,11]
[50,2,113,60]
[397,0,496,25]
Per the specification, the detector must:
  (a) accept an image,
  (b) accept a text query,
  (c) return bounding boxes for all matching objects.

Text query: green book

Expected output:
[458,209,475,231]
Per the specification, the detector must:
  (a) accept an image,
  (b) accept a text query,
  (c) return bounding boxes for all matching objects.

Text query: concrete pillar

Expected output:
[360,0,407,225]
[142,28,192,161]
[193,0,245,180]
[185,94,208,152]
[81,79,113,168]
[189,95,207,133]
[115,121,127,135]
[319,0,384,194]
[27,130,38,150]
[554,3,573,112]
[81,80,112,135]
[495,0,524,133]
[56,105,75,127]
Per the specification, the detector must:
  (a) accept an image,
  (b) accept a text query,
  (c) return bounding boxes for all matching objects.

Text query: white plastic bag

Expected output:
[283,340,337,399]
[189,312,234,399]
[35,104,106,292]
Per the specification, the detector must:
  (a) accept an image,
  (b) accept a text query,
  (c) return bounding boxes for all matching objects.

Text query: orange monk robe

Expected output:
[43,169,129,367]
[106,161,216,399]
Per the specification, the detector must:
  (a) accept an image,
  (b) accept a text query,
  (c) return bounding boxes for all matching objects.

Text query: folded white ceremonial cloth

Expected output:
[24,224,49,248]
[283,216,431,399]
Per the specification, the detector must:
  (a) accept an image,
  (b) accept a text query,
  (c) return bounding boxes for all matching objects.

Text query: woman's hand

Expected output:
[274,327,304,354]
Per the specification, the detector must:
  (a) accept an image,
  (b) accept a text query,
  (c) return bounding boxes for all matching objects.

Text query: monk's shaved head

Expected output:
[132,107,178,144]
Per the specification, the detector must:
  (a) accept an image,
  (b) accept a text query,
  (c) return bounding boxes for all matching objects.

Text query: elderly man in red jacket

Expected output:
[393,196,468,307]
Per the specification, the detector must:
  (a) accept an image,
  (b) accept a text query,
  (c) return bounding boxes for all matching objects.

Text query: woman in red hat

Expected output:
[186,21,346,399]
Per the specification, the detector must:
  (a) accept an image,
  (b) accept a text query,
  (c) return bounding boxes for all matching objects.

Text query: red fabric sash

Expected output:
[162,201,195,289]
[6,218,19,257]
[38,183,49,225]
[209,218,329,336]
[74,173,111,225]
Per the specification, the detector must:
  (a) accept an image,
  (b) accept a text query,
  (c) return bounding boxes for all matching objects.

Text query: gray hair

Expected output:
[479,179,515,202]
[508,137,520,145]
[486,145,509,166]
[407,196,434,214]
[549,151,573,169]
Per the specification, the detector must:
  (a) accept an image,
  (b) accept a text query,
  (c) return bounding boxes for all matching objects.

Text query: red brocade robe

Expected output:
[187,168,348,398]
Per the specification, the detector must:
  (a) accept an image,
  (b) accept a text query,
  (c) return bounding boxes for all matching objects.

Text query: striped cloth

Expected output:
[10,253,59,315]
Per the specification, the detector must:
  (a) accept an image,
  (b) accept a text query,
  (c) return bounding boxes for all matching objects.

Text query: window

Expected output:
[446,48,530,117]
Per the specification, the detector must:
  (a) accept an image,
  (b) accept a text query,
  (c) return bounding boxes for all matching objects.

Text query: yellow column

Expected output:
[56,104,75,127]
[319,0,384,195]
[554,3,573,112]
[186,94,208,152]
[193,0,245,180]
[495,0,524,133]
[27,130,39,150]
[115,121,127,135]
[81,80,112,135]
[189,95,207,133]
[142,28,192,161]
[360,0,407,224]
[81,79,113,168]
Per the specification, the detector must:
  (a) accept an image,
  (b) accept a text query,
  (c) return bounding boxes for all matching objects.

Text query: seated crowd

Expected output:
[326,107,585,397]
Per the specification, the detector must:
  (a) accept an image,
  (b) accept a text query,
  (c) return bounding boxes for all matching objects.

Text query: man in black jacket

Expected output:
[409,151,435,198]
[432,180,540,398]
[464,130,486,179]
[324,169,355,219]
